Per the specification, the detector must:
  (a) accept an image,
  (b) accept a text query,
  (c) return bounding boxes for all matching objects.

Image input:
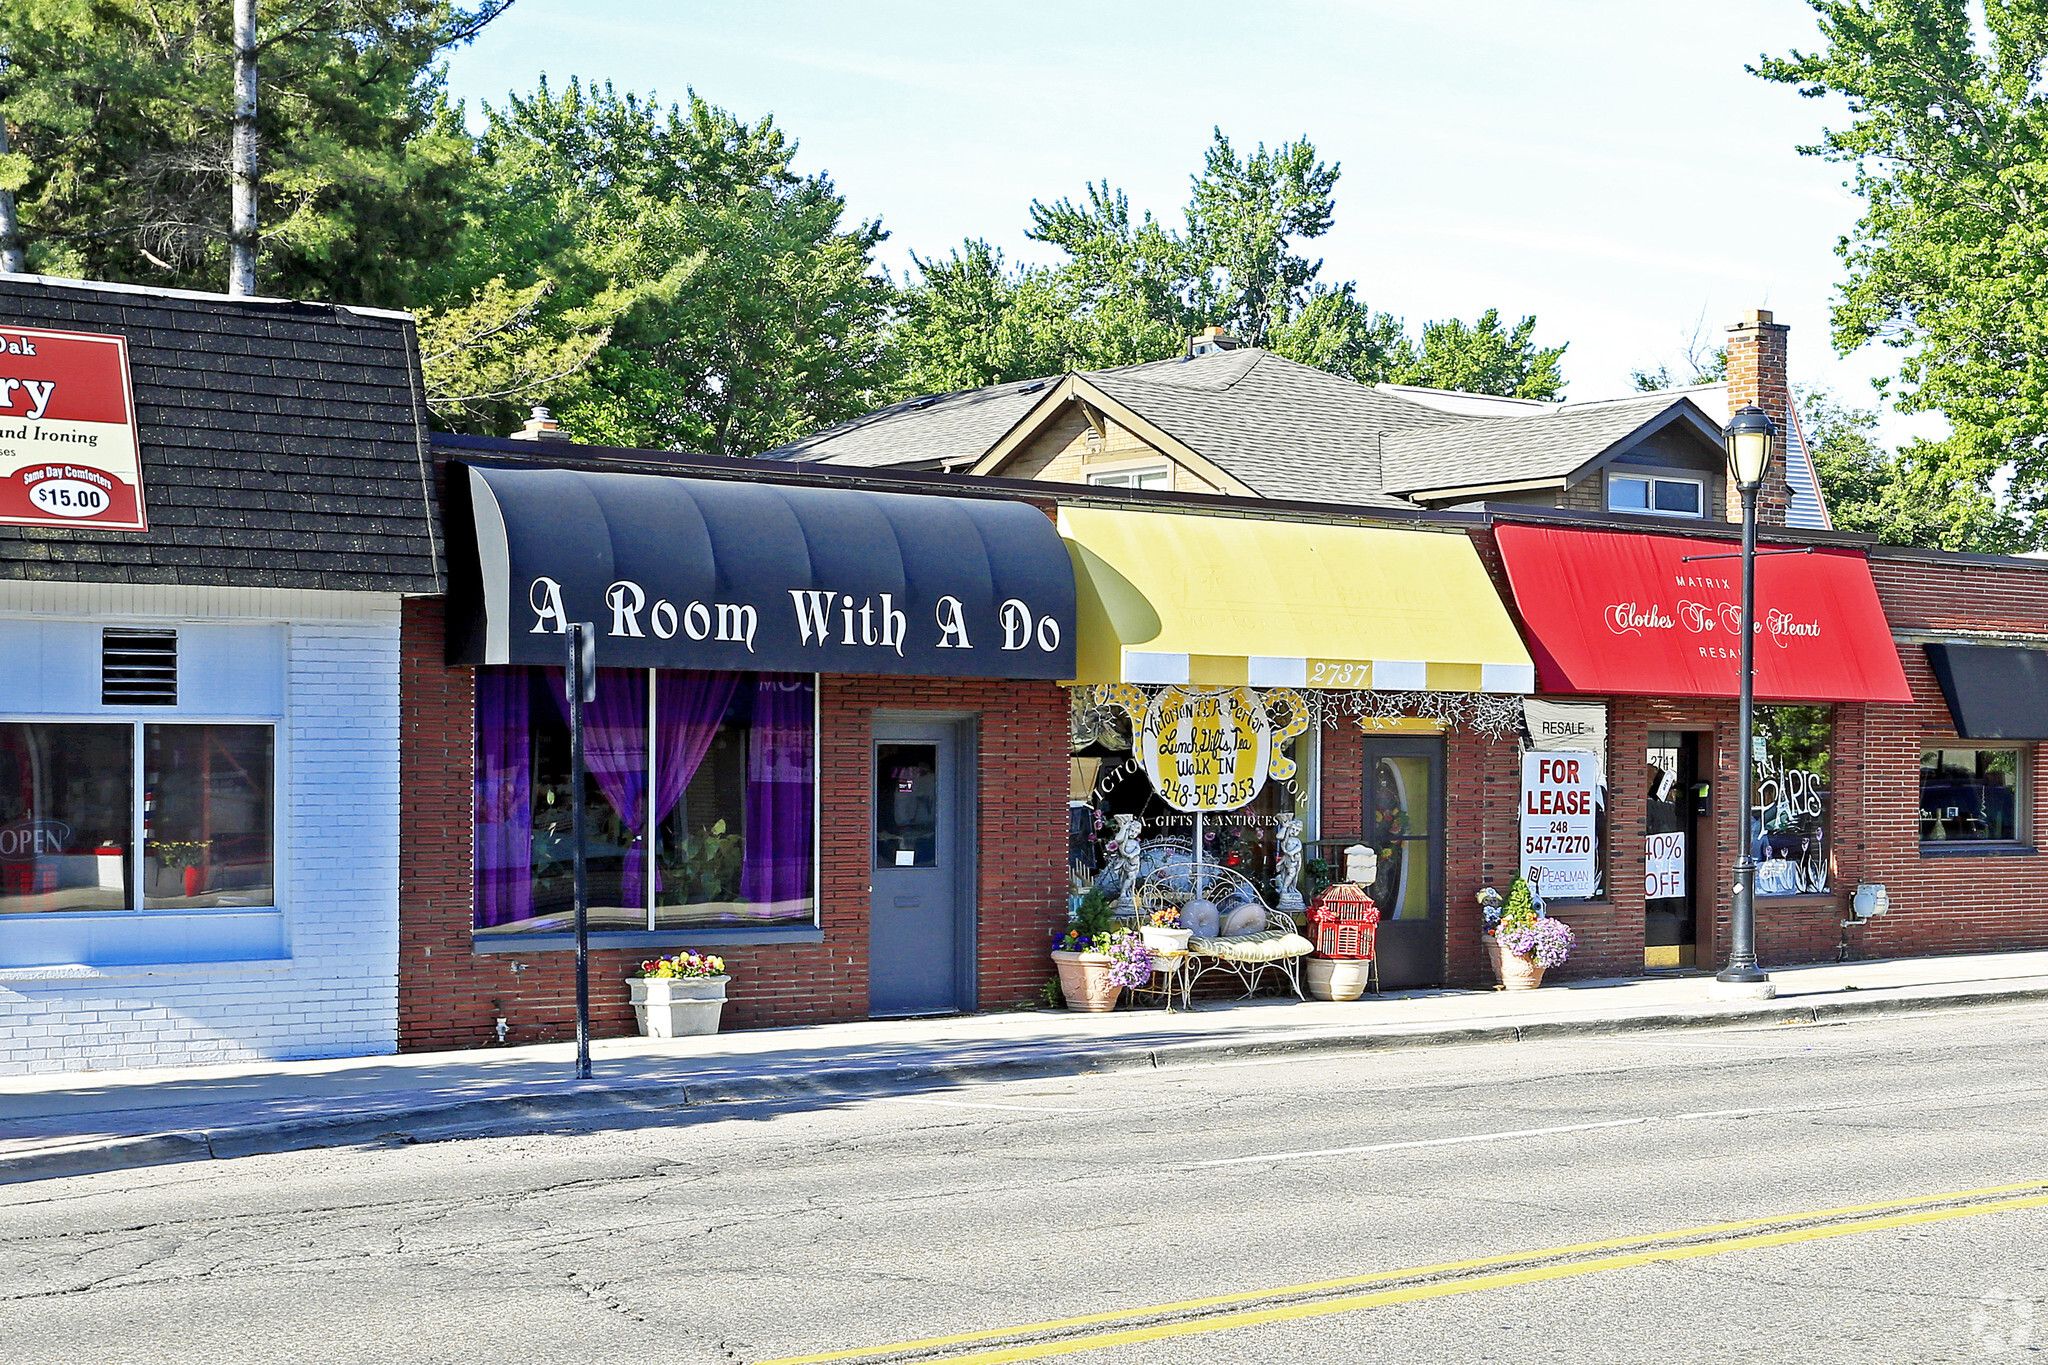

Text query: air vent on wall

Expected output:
[102,629,178,706]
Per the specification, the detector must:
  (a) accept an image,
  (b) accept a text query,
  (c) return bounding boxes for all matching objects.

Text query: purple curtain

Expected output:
[651,671,741,895]
[473,670,532,928]
[741,674,815,911]
[548,667,651,907]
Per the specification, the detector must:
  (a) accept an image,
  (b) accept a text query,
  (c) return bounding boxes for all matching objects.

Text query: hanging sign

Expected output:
[0,326,147,531]
[1519,750,1597,898]
[1140,686,1270,813]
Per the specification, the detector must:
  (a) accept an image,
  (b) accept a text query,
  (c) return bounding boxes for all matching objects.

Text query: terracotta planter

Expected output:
[1051,950,1123,1013]
[1498,946,1545,991]
[1305,956,1373,1002]
[629,975,729,1037]
[1141,926,1192,956]
[1482,934,1504,986]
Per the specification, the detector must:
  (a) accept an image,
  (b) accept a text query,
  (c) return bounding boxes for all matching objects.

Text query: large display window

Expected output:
[1920,747,2027,846]
[474,668,816,935]
[1753,706,1833,893]
[0,721,275,915]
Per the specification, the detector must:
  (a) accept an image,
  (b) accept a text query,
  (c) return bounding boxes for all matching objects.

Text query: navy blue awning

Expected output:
[1925,642,2048,739]
[445,462,1076,679]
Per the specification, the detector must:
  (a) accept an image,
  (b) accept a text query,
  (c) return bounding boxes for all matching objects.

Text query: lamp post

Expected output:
[1713,405,1778,1001]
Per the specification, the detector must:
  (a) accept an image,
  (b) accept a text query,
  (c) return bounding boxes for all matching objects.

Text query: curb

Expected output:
[7,981,2047,1186]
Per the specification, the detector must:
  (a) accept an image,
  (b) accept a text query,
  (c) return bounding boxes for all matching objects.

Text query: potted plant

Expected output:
[628,951,729,1037]
[1492,877,1575,990]
[148,840,211,899]
[1476,885,1506,985]
[1140,905,1191,956]
[1050,890,1153,1012]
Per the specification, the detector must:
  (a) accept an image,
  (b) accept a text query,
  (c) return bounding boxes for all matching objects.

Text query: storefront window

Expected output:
[1920,748,2026,845]
[0,724,132,915]
[1754,706,1832,893]
[474,668,816,935]
[0,721,276,915]
[1069,691,1317,905]
[143,725,276,908]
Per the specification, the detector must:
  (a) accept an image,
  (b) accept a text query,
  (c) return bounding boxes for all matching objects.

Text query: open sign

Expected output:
[0,818,71,861]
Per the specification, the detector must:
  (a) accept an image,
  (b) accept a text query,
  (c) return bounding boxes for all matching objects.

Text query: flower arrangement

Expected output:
[1147,906,1182,928]
[1100,929,1155,988]
[1499,917,1575,969]
[1054,926,1154,985]
[148,840,211,870]
[633,951,727,980]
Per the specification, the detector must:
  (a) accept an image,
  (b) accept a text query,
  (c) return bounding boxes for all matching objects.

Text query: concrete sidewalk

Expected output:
[7,950,2048,1185]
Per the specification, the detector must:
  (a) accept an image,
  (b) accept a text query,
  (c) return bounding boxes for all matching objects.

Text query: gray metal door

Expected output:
[869,721,971,1016]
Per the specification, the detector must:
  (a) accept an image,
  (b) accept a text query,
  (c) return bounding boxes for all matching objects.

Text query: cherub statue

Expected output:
[1109,813,1144,912]
[1274,814,1306,911]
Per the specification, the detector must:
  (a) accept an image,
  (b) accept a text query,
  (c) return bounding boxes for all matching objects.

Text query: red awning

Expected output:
[1494,524,1911,703]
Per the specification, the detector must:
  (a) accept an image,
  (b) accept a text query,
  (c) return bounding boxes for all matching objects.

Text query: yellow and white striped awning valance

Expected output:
[1057,505,1535,692]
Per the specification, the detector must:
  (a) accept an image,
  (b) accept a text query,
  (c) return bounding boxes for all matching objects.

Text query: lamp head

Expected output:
[1723,405,1776,488]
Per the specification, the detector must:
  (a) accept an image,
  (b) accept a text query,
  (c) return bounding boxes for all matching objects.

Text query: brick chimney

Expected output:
[1723,309,1791,525]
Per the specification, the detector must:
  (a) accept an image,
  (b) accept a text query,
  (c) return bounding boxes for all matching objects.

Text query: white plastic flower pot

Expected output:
[629,975,729,1038]
[1140,926,1192,955]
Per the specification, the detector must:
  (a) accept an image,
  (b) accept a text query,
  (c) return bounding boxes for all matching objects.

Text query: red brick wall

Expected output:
[397,598,1069,1052]
[1842,554,2048,959]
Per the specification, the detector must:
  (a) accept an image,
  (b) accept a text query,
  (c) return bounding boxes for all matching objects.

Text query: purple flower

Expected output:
[1499,917,1575,969]
[1102,930,1155,988]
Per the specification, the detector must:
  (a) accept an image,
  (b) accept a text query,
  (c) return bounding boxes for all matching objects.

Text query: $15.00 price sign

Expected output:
[1519,749,1598,897]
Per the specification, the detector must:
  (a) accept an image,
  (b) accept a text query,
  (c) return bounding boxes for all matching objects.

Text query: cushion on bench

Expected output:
[1188,928,1315,962]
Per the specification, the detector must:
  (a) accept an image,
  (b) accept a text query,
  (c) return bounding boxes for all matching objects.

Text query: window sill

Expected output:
[1918,844,2039,858]
[470,927,825,954]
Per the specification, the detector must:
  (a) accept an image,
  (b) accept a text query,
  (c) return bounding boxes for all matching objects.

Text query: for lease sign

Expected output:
[0,327,147,531]
[1519,749,1598,898]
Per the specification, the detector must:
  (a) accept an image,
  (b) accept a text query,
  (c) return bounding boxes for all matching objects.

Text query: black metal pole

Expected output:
[1719,482,1770,988]
[568,623,593,1079]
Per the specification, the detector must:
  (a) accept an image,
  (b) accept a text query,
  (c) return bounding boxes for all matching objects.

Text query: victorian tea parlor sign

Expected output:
[1139,686,1272,813]
[0,326,148,532]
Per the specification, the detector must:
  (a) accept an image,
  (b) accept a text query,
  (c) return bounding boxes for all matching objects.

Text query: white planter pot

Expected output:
[629,975,729,1038]
[1141,926,1192,955]
[1304,956,1373,1002]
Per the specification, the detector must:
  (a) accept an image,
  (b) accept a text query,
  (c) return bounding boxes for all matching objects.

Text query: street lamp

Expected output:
[1714,405,1778,1000]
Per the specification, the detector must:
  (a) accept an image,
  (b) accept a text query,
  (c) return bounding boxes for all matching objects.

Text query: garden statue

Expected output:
[1109,813,1144,912]
[1275,814,1306,911]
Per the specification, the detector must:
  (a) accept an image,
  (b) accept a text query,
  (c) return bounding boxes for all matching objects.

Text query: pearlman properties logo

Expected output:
[0,327,148,532]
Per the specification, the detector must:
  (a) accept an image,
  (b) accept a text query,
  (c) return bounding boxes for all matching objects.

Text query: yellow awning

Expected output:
[1058,505,1536,691]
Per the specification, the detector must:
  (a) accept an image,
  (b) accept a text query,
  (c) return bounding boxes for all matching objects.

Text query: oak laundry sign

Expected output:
[0,326,147,531]
[445,462,1077,679]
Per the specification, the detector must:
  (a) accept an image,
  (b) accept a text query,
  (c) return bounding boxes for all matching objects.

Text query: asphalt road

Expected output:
[2,1006,2046,1364]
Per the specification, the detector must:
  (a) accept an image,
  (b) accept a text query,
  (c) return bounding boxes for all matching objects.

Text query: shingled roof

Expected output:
[766,343,1740,514]
[761,377,1053,468]
[0,274,439,591]
[1079,350,1458,506]
[1380,391,1723,496]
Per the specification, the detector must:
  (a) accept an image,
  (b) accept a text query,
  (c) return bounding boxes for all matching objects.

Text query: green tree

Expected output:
[1393,310,1567,401]
[887,128,1565,401]
[0,0,504,302]
[1753,0,2048,546]
[440,78,894,454]
[1801,384,2023,550]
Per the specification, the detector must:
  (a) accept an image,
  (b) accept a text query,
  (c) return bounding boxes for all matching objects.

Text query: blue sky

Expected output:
[442,0,1933,437]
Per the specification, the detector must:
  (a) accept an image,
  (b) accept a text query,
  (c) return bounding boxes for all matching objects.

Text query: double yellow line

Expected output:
[757,1179,2048,1365]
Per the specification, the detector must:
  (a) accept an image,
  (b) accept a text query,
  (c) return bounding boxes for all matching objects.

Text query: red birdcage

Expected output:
[1309,883,1380,960]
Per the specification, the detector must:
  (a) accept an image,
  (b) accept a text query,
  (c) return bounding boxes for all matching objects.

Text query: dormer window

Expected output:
[1608,473,1704,518]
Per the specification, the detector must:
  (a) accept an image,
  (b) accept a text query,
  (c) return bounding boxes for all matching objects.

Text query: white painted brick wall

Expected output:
[0,588,403,1074]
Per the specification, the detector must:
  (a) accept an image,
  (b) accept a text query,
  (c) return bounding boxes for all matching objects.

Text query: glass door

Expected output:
[1362,736,1445,988]
[1644,731,1699,968]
